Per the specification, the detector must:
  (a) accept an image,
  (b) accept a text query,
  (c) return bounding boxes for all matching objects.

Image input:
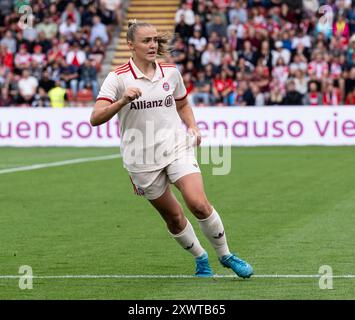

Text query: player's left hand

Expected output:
[187,127,202,146]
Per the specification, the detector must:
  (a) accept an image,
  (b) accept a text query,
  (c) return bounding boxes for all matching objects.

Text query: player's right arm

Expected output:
[90,87,142,126]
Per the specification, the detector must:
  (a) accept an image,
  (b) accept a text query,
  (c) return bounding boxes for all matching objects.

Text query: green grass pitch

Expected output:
[0,146,355,299]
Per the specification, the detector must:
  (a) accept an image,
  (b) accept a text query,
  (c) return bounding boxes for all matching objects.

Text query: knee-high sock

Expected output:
[198,207,230,258]
[168,219,206,258]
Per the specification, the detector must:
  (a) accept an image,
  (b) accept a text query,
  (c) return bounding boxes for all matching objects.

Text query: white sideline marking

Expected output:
[0,274,354,279]
[0,154,121,175]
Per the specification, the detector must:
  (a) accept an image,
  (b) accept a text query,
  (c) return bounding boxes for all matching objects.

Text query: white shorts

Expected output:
[128,153,201,200]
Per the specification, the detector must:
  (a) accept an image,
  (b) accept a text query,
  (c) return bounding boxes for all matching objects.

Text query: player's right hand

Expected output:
[122,87,142,105]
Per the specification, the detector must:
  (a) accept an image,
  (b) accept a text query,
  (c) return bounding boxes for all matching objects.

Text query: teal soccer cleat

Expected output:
[219,253,253,279]
[195,253,214,277]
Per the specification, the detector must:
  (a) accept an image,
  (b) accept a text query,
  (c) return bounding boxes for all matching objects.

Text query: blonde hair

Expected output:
[127,19,170,56]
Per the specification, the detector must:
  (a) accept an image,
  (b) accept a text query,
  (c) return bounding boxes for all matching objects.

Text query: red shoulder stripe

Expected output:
[115,69,130,75]
[114,64,130,73]
[114,64,129,72]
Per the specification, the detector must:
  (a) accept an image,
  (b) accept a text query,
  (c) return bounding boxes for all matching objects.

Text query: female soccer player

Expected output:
[90,20,253,278]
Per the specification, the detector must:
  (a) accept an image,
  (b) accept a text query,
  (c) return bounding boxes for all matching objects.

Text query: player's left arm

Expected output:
[176,98,201,146]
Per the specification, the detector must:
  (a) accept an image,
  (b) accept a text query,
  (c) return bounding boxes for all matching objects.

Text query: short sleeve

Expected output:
[173,69,188,101]
[96,72,123,103]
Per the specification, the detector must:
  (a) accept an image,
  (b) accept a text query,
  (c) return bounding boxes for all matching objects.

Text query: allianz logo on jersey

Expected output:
[130,95,174,110]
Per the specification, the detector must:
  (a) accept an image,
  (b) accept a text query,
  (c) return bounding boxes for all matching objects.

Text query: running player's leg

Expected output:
[174,173,253,278]
[149,185,213,277]
[174,172,230,257]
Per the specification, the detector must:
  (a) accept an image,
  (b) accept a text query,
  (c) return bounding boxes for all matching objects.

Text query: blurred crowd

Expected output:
[1,0,354,108]
[0,0,122,107]
[169,0,355,106]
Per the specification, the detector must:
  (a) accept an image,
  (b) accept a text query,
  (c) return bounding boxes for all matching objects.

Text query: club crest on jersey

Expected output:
[162,82,170,91]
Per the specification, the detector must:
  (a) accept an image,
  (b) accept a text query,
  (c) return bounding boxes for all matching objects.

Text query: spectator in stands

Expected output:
[48,80,67,108]
[18,69,39,106]
[308,51,329,80]
[47,39,64,64]
[345,66,355,97]
[78,58,99,100]
[305,81,322,106]
[175,14,193,43]
[88,38,105,71]
[186,45,201,71]
[272,40,291,66]
[38,69,55,93]
[346,36,355,67]
[188,30,207,55]
[0,62,9,86]
[66,42,87,68]
[212,70,234,106]
[272,57,289,91]
[345,86,355,105]
[228,0,248,24]
[201,43,222,67]
[255,40,272,72]
[0,87,12,107]
[36,15,58,40]
[59,16,78,40]
[239,39,257,66]
[289,53,308,75]
[23,22,38,44]
[90,15,109,47]
[227,27,239,52]
[191,70,212,106]
[282,80,304,105]
[323,80,342,105]
[238,81,255,106]
[81,3,99,29]
[30,59,44,80]
[175,2,195,26]
[99,0,121,41]
[170,36,187,70]
[333,14,351,41]
[14,44,31,71]
[252,62,270,93]
[100,0,122,31]
[31,87,51,107]
[48,2,60,24]
[251,83,265,106]
[192,15,207,38]
[267,85,284,106]
[60,3,81,28]
[207,14,227,39]
[0,31,17,54]
[8,73,19,102]
[34,31,52,55]
[59,59,79,100]
[293,69,309,95]
[292,28,312,51]
[0,44,13,71]
[31,45,46,65]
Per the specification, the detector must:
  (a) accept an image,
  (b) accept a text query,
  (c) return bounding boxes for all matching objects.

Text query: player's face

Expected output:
[131,26,158,63]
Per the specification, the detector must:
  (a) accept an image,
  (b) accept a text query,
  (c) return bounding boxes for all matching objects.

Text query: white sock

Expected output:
[169,219,206,258]
[198,207,230,258]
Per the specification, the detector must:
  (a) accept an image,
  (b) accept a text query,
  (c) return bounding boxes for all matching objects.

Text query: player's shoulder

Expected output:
[112,62,131,77]
[158,62,180,77]
[159,62,177,69]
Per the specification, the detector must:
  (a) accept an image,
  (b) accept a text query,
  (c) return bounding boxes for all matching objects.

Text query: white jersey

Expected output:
[97,58,189,172]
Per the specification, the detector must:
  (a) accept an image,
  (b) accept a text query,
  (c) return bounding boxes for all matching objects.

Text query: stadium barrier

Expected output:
[1,107,355,146]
